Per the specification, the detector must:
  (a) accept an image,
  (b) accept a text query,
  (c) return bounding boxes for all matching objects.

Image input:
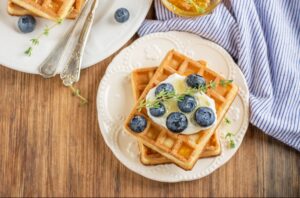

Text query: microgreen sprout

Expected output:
[137,90,184,111]
[69,85,88,105]
[137,80,218,111]
[225,132,236,148]
[24,18,64,56]
[24,47,33,56]
[220,79,233,87]
[224,117,231,125]
[137,78,233,111]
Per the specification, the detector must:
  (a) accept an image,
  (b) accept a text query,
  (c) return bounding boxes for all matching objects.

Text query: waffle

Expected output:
[8,0,84,20]
[124,50,238,170]
[131,67,221,165]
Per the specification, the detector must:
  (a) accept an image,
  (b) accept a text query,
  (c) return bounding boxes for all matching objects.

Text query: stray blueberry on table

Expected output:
[18,15,36,33]
[114,8,130,23]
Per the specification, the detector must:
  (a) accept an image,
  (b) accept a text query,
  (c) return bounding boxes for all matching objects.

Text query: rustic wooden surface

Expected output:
[0,6,299,198]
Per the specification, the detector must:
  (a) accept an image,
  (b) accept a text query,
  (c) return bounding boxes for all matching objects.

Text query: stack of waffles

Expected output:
[7,0,85,20]
[124,50,238,170]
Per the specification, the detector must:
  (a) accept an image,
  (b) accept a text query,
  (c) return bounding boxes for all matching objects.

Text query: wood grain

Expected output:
[0,7,299,198]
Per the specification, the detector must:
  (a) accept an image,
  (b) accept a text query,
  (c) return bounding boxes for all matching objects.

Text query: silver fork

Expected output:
[60,0,99,86]
[38,0,91,78]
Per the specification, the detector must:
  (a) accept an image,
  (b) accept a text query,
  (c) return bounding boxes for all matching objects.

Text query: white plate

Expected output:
[0,0,152,74]
[97,31,249,182]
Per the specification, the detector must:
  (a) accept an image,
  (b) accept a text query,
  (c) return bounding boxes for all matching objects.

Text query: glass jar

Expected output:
[161,0,222,17]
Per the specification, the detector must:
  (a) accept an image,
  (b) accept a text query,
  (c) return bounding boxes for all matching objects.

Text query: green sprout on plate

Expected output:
[225,132,236,149]
[224,117,231,125]
[25,18,64,56]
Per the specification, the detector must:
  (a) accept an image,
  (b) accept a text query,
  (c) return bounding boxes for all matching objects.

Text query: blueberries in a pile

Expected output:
[129,74,216,134]
[163,74,214,133]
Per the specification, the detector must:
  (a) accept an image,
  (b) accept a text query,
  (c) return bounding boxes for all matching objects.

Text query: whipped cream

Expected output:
[146,73,217,135]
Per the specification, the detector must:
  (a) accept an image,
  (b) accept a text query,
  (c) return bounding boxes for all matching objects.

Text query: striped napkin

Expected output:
[138,0,300,151]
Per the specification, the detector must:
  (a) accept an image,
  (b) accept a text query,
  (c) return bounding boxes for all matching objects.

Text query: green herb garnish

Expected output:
[225,132,233,138]
[137,77,233,111]
[57,18,64,24]
[229,139,235,148]
[24,47,33,56]
[69,85,88,105]
[137,80,217,111]
[25,18,64,56]
[137,90,184,111]
[224,117,231,125]
[185,80,217,95]
[30,38,39,46]
[43,26,50,36]
[209,81,217,89]
[220,79,233,87]
[225,132,235,148]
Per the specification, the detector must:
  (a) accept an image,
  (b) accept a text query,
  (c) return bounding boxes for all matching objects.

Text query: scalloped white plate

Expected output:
[0,0,152,74]
[97,31,249,182]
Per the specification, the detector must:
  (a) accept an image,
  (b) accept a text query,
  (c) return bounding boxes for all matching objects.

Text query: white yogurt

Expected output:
[146,73,217,135]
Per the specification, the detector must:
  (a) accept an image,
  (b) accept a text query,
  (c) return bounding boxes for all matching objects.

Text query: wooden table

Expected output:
[0,7,299,197]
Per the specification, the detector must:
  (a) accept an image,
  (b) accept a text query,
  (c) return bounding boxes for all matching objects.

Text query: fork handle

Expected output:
[38,0,91,78]
[60,0,99,86]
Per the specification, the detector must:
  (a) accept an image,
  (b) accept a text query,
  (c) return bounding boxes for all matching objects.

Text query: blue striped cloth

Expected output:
[138,0,300,151]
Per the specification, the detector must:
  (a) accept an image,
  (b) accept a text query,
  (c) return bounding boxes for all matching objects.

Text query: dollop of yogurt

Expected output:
[146,73,217,135]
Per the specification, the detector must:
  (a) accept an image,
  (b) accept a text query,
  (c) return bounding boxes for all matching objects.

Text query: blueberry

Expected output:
[18,15,36,33]
[155,83,175,96]
[129,115,147,133]
[114,8,130,23]
[186,74,206,88]
[194,107,215,127]
[150,102,166,117]
[177,95,197,113]
[166,112,188,133]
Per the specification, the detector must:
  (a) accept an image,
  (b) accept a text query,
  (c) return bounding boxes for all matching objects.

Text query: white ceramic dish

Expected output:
[97,31,249,182]
[0,0,152,74]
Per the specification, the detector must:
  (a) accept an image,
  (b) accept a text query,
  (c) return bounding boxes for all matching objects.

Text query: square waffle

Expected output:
[124,50,238,170]
[131,66,221,165]
[9,0,83,21]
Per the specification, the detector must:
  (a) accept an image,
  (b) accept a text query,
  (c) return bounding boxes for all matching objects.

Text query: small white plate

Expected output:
[97,31,249,182]
[0,0,152,74]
